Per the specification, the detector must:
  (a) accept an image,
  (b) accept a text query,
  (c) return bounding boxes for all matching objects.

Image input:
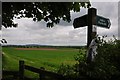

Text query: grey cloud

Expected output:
[92,2,117,17]
[2,2,118,45]
[92,2,118,39]
[118,1,120,39]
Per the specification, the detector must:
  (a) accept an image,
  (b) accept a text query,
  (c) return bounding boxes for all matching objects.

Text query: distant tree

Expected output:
[2,2,91,28]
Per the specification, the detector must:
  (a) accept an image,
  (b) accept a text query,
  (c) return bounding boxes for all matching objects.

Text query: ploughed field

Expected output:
[2,47,85,78]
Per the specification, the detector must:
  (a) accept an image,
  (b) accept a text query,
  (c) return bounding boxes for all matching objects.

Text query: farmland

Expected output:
[2,46,85,78]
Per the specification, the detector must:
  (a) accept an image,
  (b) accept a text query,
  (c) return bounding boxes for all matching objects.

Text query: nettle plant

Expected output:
[57,35,120,80]
[93,35,120,79]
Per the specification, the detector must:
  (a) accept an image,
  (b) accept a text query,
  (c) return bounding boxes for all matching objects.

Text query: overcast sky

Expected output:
[2,2,119,46]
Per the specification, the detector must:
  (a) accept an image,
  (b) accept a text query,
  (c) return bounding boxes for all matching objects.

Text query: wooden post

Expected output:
[87,8,97,47]
[19,60,24,80]
[87,8,97,63]
[39,67,45,80]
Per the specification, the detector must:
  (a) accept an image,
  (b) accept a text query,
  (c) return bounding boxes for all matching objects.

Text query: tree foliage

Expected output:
[2,2,91,28]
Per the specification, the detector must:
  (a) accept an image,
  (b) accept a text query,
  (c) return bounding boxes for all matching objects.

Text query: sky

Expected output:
[1,1,119,46]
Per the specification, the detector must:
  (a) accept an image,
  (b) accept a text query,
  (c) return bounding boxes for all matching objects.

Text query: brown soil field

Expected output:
[15,48,57,50]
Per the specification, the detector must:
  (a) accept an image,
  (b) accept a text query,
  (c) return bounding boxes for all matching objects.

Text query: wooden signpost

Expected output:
[73,8,111,63]
[96,15,111,29]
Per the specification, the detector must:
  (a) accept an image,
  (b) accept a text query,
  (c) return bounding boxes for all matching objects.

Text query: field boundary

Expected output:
[19,60,66,80]
[19,60,88,80]
[2,60,88,80]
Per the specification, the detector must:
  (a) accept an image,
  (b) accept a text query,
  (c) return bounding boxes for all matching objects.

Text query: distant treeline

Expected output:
[2,44,86,49]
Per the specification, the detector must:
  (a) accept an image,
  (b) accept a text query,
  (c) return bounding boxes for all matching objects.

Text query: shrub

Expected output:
[57,36,120,80]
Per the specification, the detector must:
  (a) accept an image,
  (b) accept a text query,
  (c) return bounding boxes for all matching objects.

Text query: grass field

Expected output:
[2,47,85,78]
